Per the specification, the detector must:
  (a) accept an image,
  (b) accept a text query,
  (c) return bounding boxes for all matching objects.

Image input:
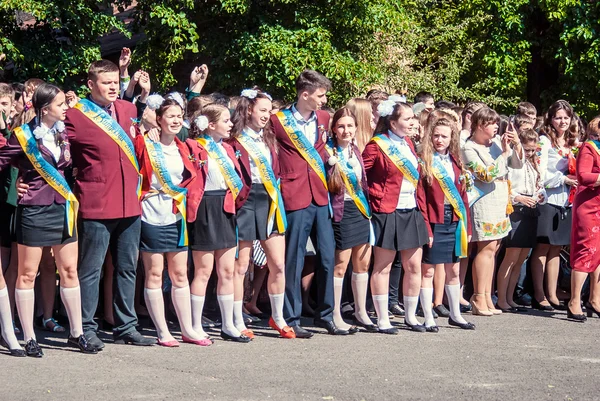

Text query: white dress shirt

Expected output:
[340,145,363,201]
[205,140,233,191]
[388,131,417,209]
[291,104,318,144]
[243,127,272,184]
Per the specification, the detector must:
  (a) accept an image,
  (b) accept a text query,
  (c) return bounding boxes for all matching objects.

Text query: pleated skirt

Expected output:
[372,208,428,251]
[188,190,237,251]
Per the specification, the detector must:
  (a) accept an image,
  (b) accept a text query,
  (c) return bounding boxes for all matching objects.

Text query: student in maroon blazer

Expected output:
[228,89,295,339]
[362,100,430,334]
[418,111,475,331]
[270,70,345,337]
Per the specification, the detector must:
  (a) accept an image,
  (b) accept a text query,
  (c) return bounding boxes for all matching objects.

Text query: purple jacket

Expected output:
[327,145,369,222]
[0,121,72,206]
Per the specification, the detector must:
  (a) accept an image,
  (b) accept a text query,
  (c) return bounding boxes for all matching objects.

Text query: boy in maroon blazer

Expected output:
[270,70,348,337]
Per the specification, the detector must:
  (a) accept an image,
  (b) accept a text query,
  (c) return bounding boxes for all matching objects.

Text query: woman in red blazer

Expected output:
[362,101,430,333]
[419,111,475,330]
[186,103,250,343]
[135,96,212,347]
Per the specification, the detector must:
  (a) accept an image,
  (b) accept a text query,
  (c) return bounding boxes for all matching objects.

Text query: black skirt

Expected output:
[333,200,371,250]
[536,203,571,246]
[506,205,539,249]
[423,205,458,264]
[237,184,272,242]
[188,190,237,251]
[140,220,187,253]
[16,202,77,247]
[372,208,429,251]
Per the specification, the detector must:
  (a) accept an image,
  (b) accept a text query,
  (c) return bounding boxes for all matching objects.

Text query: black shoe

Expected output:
[549,300,566,311]
[0,336,25,357]
[531,299,554,311]
[567,306,587,322]
[448,317,476,330]
[313,319,350,335]
[460,303,472,313]
[243,312,261,324]
[68,335,98,354]
[425,325,439,333]
[585,302,600,318]
[220,331,251,343]
[498,306,518,313]
[353,317,379,333]
[291,326,313,339]
[388,310,394,319]
[403,319,426,333]
[114,330,157,346]
[84,332,105,351]
[202,316,220,328]
[378,327,399,335]
[509,305,529,313]
[347,325,359,334]
[433,305,450,318]
[417,307,439,319]
[24,339,43,358]
[389,304,405,317]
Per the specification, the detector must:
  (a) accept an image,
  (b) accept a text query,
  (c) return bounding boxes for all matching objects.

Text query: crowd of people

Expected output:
[0,47,598,358]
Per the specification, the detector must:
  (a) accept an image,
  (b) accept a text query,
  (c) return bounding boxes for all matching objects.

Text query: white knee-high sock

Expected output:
[60,286,83,338]
[446,284,468,324]
[15,288,35,342]
[404,295,421,326]
[232,300,247,332]
[0,287,21,349]
[268,293,287,328]
[191,294,209,338]
[420,288,436,327]
[218,294,241,337]
[333,277,351,330]
[351,273,372,325]
[372,294,392,329]
[171,285,201,340]
[144,288,173,342]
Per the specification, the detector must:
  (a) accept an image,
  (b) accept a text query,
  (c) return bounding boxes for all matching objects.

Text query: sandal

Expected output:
[43,317,66,333]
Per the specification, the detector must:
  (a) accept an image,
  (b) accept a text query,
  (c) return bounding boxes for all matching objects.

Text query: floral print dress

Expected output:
[462,136,523,241]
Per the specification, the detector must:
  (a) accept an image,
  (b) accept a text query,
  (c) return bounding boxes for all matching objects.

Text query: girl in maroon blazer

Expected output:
[135,96,211,347]
[0,84,96,356]
[419,111,475,331]
[326,107,374,333]
[229,89,295,339]
[186,103,250,343]
[362,100,430,333]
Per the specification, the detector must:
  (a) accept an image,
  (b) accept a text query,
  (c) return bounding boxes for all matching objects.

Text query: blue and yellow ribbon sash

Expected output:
[13,124,79,236]
[73,98,142,199]
[195,135,243,200]
[144,138,188,246]
[237,133,287,234]
[588,139,600,155]
[431,156,468,258]
[371,133,419,187]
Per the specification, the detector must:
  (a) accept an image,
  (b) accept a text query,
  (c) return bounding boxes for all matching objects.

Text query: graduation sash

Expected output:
[73,98,141,199]
[371,134,419,186]
[13,124,78,236]
[588,139,600,155]
[237,133,287,234]
[144,138,188,246]
[195,135,243,200]
[432,156,468,258]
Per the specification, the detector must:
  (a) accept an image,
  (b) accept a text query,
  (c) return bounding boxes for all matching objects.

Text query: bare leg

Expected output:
[569,270,588,315]
[39,248,59,326]
[531,243,551,305]
[545,245,562,305]
[496,248,522,309]
[507,249,531,308]
[433,263,445,307]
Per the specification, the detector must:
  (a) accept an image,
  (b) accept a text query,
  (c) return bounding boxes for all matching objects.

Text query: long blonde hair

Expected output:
[346,98,374,152]
[420,113,463,185]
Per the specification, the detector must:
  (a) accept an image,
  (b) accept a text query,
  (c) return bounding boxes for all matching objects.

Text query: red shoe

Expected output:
[157,339,180,347]
[241,329,255,340]
[269,317,296,339]
[181,335,212,346]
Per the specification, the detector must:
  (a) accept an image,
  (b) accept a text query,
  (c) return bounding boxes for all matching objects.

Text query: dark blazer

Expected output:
[327,145,369,223]
[0,120,72,206]
[66,98,141,220]
[270,109,330,211]
[134,135,197,220]
[228,136,279,210]
[419,155,472,236]
[185,138,242,221]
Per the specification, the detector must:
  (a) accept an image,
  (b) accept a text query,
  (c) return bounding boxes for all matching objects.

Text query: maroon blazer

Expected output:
[0,121,71,206]
[327,145,369,223]
[66,98,141,220]
[134,135,197,220]
[185,138,242,221]
[270,108,330,211]
[418,155,472,236]
[228,136,279,210]
[362,132,428,217]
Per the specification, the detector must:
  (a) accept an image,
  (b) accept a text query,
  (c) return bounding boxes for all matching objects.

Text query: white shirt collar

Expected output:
[244,127,264,141]
[291,104,317,124]
[388,130,407,143]
[435,152,451,162]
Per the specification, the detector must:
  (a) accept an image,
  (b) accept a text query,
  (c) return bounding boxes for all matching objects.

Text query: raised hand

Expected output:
[119,47,132,75]
[65,91,79,108]
[189,64,209,92]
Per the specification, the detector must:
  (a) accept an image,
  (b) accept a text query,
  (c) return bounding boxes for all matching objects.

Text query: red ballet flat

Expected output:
[157,339,180,347]
[181,335,212,346]
[241,329,255,340]
[269,317,296,339]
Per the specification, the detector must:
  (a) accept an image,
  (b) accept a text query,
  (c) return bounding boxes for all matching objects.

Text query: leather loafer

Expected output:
[347,325,359,334]
[0,336,26,357]
[448,317,476,330]
[460,303,472,313]
[404,320,426,333]
[378,327,399,335]
[314,319,350,335]
[291,326,313,339]
[220,331,251,343]
[433,304,450,318]
[389,304,405,317]
[24,339,44,358]
[84,332,105,350]
[425,325,439,333]
[114,330,157,346]
[68,335,98,354]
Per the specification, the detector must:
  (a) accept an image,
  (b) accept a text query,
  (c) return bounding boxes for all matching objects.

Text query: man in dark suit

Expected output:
[270,70,348,337]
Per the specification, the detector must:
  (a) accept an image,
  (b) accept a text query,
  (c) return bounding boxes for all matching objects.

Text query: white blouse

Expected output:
[389,131,417,209]
[537,135,570,207]
[244,127,272,184]
[205,141,234,191]
[340,145,363,201]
